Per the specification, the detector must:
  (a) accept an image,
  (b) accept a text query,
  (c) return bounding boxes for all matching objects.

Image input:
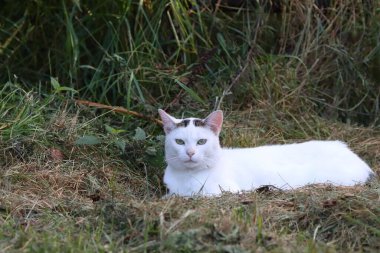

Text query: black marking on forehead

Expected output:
[176,118,206,128]
[176,119,190,127]
[193,119,206,127]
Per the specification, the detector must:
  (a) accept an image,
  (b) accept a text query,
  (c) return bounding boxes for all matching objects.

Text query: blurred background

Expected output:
[1,0,379,125]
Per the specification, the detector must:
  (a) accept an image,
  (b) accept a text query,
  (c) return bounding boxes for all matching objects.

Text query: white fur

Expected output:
[158,110,374,196]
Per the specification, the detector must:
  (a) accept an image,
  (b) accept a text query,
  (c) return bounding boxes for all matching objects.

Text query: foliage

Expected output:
[0,0,379,125]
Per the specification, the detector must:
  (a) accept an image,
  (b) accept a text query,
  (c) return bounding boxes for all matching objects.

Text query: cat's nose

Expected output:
[186,149,195,158]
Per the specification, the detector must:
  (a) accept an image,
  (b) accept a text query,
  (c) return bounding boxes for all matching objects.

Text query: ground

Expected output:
[1,104,379,252]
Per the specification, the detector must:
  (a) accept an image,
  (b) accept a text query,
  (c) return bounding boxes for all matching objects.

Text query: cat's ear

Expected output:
[158,109,177,134]
[204,110,223,135]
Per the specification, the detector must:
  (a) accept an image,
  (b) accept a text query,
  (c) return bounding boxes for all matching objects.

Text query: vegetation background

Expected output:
[0,0,379,252]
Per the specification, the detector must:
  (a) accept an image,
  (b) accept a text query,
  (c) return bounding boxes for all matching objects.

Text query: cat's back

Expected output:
[259,140,369,166]
[260,140,350,157]
[223,140,348,156]
[220,140,372,188]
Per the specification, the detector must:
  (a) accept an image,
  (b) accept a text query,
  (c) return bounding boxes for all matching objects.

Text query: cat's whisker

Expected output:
[165,156,180,162]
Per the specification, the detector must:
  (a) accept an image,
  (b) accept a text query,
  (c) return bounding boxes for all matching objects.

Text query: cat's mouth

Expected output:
[184,159,197,164]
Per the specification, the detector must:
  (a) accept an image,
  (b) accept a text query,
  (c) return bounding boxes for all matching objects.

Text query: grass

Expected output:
[1,0,380,252]
[0,82,379,252]
[1,0,379,124]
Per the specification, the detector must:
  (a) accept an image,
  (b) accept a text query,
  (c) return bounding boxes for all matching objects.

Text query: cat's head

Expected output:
[158,109,223,170]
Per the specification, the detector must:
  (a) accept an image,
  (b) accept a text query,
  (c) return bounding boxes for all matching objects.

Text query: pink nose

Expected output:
[186,149,195,158]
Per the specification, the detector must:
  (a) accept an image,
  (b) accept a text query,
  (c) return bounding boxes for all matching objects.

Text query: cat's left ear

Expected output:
[158,109,177,134]
[204,110,223,135]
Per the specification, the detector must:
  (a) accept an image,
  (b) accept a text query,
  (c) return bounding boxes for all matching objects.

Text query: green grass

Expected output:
[1,0,379,124]
[1,0,380,252]
[1,82,379,252]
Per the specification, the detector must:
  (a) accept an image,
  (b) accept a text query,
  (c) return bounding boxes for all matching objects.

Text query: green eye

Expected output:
[175,139,185,145]
[197,139,207,145]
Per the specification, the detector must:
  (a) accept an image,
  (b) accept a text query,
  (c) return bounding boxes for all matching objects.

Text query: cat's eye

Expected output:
[175,139,185,145]
[197,139,207,145]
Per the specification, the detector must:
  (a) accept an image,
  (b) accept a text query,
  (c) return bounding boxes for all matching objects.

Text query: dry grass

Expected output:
[1,106,379,252]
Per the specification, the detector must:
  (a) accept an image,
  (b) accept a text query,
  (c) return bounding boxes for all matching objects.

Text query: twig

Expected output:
[75,100,162,126]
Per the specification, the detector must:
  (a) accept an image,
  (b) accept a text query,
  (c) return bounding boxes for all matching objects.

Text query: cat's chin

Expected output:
[182,160,199,169]
[170,160,202,170]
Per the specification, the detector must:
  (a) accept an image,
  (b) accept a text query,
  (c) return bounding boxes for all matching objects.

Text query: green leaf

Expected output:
[56,86,78,93]
[50,77,61,90]
[50,77,78,93]
[105,124,125,135]
[145,146,157,156]
[156,135,165,142]
[133,127,146,141]
[114,139,126,152]
[75,135,101,145]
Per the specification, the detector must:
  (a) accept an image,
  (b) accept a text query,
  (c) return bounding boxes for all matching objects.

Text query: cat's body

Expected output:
[158,110,374,196]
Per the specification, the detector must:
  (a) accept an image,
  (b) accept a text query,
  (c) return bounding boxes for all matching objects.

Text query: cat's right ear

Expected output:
[204,110,223,135]
[158,109,177,134]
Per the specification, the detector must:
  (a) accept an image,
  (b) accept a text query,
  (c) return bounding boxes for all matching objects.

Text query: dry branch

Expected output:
[75,100,163,126]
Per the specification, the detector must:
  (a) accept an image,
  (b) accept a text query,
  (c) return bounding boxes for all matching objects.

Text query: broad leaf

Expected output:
[133,127,146,141]
[75,135,101,145]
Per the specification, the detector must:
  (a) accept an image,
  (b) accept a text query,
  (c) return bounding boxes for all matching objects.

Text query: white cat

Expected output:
[158,109,374,196]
